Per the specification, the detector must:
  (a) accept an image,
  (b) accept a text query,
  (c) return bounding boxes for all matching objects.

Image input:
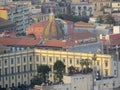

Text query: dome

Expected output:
[42,12,64,40]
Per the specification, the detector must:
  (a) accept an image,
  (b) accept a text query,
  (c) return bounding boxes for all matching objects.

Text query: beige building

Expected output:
[0,48,116,88]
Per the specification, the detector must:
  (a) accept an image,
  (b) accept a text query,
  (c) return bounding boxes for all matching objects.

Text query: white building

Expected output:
[113,26,120,34]
[0,1,31,34]
[70,2,94,17]
[33,74,93,90]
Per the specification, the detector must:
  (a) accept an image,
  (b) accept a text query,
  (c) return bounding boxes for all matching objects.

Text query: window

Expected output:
[4,59,7,66]
[23,56,26,63]
[12,76,14,79]
[105,69,108,76]
[105,60,108,67]
[70,58,72,64]
[18,82,20,86]
[49,57,52,62]
[29,56,32,62]
[12,83,14,87]
[43,56,45,62]
[17,66,20,73]
[11,58,14,64]
[11,67,14,74]
[5,84,8,88]
[18,75,20,79]
[5,68,8,75]
[36,55,39,62]
[24,74,26,77]
[97,61,99,66]
[78,7,81,10]
[114,70,117,75]
[30,64,32,71]
[63,58,65,62]
[17,57,20,64]
[76,59,79,64]
[24,65,26,72]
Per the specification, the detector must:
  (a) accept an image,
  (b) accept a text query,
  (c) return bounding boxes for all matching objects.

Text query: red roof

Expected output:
[109,34,120,45]
[0,37,39,46]
[39,40,76,48]
[69,32,94,41]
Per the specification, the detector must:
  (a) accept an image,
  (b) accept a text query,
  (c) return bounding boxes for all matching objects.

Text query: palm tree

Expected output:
[92,54,97,68]
[80,59,86,73]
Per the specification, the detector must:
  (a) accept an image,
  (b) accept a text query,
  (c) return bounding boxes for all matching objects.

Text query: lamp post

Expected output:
[92,54,97,90]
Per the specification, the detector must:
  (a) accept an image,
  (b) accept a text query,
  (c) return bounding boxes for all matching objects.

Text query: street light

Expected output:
[92,54,97,90]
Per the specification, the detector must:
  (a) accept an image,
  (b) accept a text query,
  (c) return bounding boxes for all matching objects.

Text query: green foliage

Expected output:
[37,65,51,83]
[96,14,115,24]
[80,68,93,74]
[100,5,109,11]
[30,65,51,88]
[30,74,43,88]
[56,14,89,22]
[53,60,65,82]
[68,66,79,74]
[80,58,92,74]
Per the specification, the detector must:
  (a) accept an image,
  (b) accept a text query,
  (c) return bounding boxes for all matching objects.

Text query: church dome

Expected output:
[42,12,64,40]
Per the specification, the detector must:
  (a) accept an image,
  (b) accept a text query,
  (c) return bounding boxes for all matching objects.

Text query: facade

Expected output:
[0,2,31,34]
[0,48,116,88]
[41,1,68,15]
[70,2,94,17]
[93,0,110,11]
[112,2,120,12]
[0,17,16,37]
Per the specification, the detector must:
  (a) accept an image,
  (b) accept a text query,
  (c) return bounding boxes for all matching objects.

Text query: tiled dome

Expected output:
[42,12,64,40]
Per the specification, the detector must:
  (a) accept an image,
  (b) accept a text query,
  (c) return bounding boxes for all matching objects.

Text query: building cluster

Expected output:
[0,0,120,90]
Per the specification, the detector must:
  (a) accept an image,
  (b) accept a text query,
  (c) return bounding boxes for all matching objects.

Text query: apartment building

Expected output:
[0,2,31,34]
[0,48,116,88]
[70,2,94,17]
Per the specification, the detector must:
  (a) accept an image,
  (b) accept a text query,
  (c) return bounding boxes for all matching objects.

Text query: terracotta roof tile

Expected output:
[69,32,95,41]
[74,21,93,27]
[0,37,39,46]
[39,40,76,48]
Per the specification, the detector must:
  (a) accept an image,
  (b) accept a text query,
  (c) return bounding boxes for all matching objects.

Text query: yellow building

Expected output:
[0,48,115,88]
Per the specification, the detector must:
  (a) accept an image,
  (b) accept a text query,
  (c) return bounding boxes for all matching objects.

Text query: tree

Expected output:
[30,75,43,88]
[53,60,65,82]
[80,59,86,73]
[96,14,115,24]
[96,15,103,23]
[68,66,76,74]
[56,14,89,22]
[37,65,51,83]
[80,59,92,74]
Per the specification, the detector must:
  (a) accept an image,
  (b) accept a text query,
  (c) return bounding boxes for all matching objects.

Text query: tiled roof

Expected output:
[39,40,76,48]
[74,21,94,27]
[31,21,48,27]
[0,37,39,46]
[69,32,95,41]
[109,34,120,45]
